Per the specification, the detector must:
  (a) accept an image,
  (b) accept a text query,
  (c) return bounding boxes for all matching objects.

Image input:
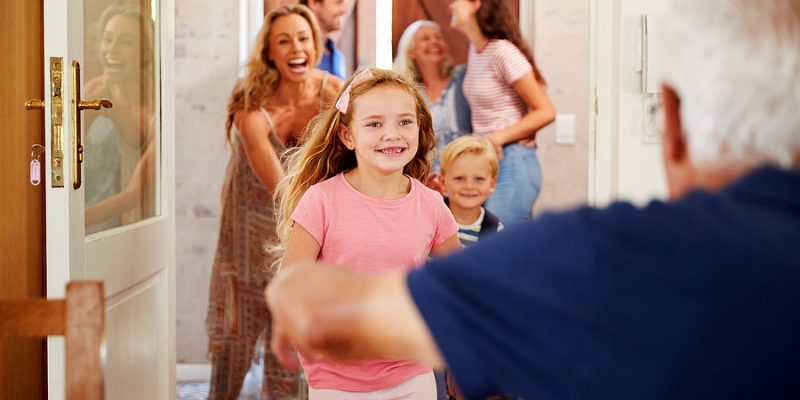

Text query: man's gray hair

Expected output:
[660,0,800,167]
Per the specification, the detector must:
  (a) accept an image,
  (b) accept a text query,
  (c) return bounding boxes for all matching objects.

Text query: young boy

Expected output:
[440,135,504,246]
[439,135,509,399]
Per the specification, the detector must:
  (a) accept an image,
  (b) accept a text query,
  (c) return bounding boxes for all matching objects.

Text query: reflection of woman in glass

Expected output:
[206,5,342,399]
[83,4,155,232]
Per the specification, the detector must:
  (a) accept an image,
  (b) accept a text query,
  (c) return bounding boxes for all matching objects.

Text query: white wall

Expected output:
[530,0,591,215]
[175,0,239,364]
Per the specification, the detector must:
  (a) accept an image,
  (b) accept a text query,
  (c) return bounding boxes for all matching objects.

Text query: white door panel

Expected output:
[105,273,170,400]
[43,0,176,399]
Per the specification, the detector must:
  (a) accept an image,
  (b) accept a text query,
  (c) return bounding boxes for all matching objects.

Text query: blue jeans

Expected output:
[485,143,542,227]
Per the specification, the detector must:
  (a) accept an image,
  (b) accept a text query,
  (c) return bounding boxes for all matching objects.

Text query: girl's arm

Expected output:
[489,72,556,154]
[266,263,446,369]
[271,223,322,369]
[431,234,462,257]
[280,223,321,270]
[237,110,286,192]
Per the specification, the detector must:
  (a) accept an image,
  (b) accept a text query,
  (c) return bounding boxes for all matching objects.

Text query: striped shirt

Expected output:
[462,39,533,137]
[457,207,504,247]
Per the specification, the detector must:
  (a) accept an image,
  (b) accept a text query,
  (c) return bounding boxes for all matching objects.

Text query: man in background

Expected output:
[300,0,348,79]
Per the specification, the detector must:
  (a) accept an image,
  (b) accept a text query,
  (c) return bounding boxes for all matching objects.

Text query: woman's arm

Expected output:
[85,140,155,228]
[270,223,322,369]
[489,73,556,154]
[237,110,286,192]
[266,262,446,369]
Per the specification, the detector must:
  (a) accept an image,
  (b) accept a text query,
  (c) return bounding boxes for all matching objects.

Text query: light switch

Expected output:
[554,114,576,145]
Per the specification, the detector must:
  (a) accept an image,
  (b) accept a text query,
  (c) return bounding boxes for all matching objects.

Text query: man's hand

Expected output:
[266,262,368,364]
[266,262,446,369]
[270,327,301,370]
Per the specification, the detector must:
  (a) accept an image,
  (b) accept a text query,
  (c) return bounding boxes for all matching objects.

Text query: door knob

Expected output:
[25,99,45,110]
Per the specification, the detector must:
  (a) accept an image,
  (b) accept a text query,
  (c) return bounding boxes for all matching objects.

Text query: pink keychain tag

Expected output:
[30,159,41,186]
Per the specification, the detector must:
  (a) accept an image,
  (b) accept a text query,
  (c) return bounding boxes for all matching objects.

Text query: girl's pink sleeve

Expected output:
[289,185,327,246]
[433,197,459,247]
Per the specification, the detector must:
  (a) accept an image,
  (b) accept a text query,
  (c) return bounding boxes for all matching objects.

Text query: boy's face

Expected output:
[442,153,496,211]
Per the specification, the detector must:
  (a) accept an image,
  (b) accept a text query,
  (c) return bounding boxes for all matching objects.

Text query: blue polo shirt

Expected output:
[318,37,346,80]
[408,167,800,399]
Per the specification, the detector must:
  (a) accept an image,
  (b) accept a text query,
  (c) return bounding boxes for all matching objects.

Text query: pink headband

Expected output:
[335,69,374,114]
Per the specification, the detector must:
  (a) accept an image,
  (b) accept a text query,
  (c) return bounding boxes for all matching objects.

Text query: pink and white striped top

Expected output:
[462,39,533,137]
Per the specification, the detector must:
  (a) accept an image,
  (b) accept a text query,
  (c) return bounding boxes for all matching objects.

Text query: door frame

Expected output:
[588,0,619,207]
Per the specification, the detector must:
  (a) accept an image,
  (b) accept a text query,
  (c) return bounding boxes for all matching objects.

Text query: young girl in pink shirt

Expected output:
[273,68,461,399]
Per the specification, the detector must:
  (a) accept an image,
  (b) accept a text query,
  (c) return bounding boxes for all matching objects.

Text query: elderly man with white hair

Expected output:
[266,1,800,399]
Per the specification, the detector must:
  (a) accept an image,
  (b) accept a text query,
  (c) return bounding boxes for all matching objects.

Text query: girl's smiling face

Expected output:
[268,14,316,82]
[100,15,143,82]
[341,85,420,176]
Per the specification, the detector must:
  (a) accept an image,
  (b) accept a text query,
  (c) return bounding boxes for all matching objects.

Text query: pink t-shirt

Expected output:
[291,173,458,391]
[462,39,533,137]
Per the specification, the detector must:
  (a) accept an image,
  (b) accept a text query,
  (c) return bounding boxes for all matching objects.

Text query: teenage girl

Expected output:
[273,68,461,399]
[451,0,556,226]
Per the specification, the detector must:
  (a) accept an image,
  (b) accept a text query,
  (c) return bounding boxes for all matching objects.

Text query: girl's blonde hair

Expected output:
[274,68,436,256]
[225,5,323,140]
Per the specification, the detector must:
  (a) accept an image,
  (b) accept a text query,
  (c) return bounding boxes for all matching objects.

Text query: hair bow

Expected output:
[335,69,374,114]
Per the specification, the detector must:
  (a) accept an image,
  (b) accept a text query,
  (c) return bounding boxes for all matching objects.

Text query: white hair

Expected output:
[393,20,442,81]
[659,0,800,167]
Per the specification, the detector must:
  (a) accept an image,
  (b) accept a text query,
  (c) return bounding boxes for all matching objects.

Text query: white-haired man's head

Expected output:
[660,0,800,168]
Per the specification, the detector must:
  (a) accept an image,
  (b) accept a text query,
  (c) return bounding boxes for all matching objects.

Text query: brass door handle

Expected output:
[78,99,113,111]
[71,60,114,189]
[25,99,45,110]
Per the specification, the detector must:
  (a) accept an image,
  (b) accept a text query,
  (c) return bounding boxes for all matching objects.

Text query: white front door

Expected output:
[43,0,176,399]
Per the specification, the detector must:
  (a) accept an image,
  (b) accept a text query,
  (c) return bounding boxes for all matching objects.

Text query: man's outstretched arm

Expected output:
[265,261,445,369]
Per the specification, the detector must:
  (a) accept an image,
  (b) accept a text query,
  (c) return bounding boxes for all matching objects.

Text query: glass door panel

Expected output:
[83,0,161,234]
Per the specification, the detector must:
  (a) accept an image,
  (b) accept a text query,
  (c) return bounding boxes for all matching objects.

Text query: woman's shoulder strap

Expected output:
[257,107,277,134]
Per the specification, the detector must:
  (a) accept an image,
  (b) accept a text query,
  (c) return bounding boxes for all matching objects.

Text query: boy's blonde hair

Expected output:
[440,135,499,178]
[274,68,436,259]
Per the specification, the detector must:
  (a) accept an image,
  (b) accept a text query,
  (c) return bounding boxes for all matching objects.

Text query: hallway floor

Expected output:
[176,381,209,399]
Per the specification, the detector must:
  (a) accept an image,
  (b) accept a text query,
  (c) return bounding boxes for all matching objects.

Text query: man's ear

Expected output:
[338,125,353,150]
[661,84,688,165]
[306,0,321,13]
[661,83,697,200]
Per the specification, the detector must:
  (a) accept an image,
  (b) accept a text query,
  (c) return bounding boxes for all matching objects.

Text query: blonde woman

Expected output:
[205,5,342,399]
